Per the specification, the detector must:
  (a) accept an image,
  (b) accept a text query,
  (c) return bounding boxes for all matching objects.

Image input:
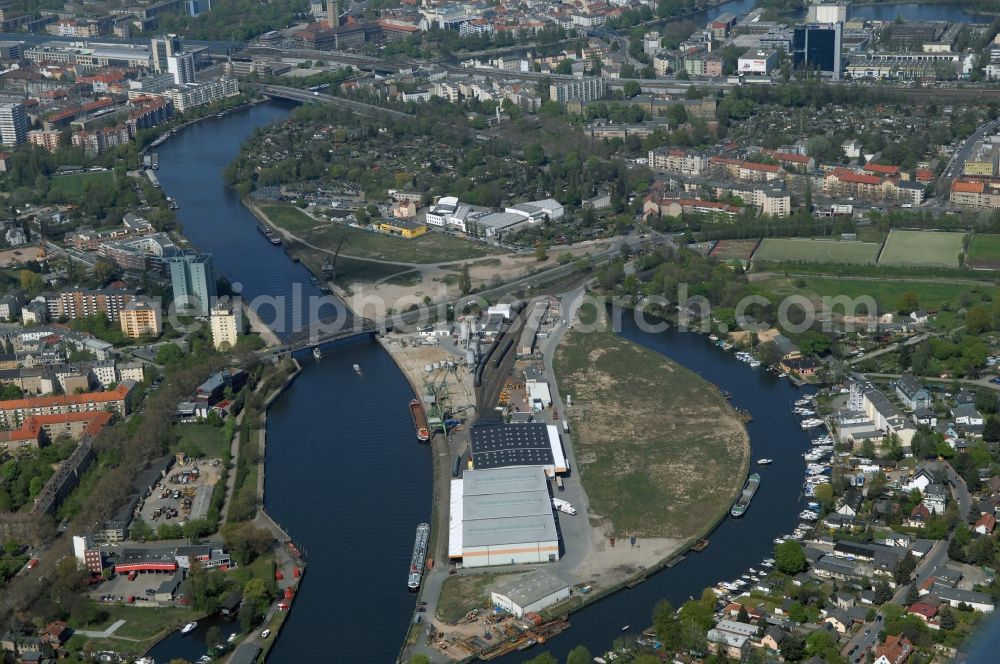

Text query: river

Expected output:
[146,103,816,663]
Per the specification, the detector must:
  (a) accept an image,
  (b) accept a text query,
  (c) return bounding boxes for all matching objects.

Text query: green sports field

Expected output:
[878,230,965,268]
[966,234,1000,269]
[753,238,881,265]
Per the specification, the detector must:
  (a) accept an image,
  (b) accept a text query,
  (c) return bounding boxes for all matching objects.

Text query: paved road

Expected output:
[864,372,1000,392]
[74,619,127,639]
[841,539,948,663]
[938,119,1000,196]
[846,333,932,366]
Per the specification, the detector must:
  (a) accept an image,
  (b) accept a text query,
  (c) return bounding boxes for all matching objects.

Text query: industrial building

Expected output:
[490,570,570,618]
[449,466,560,568]
[470,421,568,476]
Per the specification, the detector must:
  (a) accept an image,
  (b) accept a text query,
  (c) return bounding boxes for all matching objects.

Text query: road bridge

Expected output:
[251,83,412,119]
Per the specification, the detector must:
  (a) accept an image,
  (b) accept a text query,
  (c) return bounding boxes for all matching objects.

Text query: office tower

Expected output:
[167,252,217,316]
[0,103,27,146]
[792,23,842,79]
[151,35,181,74]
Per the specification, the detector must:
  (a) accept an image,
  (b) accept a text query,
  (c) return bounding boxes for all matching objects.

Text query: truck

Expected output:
[128,571,138,581]
[562,420,570,433]
[555,476,564,492]
[552,497,576,515]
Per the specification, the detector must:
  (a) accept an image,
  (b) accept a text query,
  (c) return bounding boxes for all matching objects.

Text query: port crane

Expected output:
[322,234,349,281]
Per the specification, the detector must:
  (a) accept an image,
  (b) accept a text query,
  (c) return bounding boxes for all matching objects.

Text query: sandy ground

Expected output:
[379,334,476,410]
[570,522,684,589]
[0,245,43,268]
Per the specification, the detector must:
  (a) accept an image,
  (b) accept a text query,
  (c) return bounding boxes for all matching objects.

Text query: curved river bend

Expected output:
[147,101,817,663]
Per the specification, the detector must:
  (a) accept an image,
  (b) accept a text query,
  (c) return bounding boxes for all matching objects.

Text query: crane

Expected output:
[322,234,349,280]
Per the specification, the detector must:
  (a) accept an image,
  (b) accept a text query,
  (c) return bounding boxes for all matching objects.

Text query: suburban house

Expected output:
[952,404,984,427]
[923,483,948,515]
[975,513,997,535]
[874,634,913,664]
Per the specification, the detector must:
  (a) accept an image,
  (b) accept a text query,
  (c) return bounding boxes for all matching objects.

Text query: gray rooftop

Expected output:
[463,489,551,522]
[463,514,558,548]
[490,570,568,606]
[462,467,549,496]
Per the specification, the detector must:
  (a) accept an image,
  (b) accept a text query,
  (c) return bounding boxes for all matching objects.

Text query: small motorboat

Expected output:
[757,458,773,465]
[181,621,197,635]
[353,364,361,373]
[621,625,630,632]
[313,347,322,360]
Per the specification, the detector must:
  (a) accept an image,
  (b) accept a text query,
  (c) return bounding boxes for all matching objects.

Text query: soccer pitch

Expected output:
[753,238,881,265]
[877,230,965,268]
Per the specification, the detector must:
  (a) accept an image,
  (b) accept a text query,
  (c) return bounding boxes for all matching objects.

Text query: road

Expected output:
[251,83,412,119]
[845,333,932,366]
[937,118,1000,196]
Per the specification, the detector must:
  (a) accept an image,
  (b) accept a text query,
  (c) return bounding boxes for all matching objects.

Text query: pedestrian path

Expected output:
[75,619,126,638]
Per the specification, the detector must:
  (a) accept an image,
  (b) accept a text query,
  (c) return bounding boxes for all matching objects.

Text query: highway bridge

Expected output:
[251,83,412,118]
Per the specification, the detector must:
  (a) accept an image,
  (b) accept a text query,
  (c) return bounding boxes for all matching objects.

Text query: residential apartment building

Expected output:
[950,178,1000,209]
[209,302,241,350]
[0,381,134,428]
[160,79,239,112]
[648,148,707,176]
[49,288,135,322]
[549,78,606,104]
[0,102,27,146]
[119,299,162,338]
[167,52,195,84]
[167,252,216,316]
[27,129,62,152]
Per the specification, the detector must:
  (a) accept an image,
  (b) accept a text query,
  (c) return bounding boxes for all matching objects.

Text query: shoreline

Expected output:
[384,296,752,662]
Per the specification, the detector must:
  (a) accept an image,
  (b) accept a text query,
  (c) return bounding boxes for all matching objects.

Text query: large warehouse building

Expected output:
[469,421,568,477]
[490,570,570,618]
[449,466,560,568]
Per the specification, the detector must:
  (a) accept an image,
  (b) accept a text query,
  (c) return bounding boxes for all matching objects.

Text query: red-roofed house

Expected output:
[874,634,913,664]
[907,602,938,622]
[738,161,783,182]
[864,163,901,177]
[763,149,815,171]
[950,178,990,207]
[907,503,931,528]
[975,512,997,535]
[915,168,935,183]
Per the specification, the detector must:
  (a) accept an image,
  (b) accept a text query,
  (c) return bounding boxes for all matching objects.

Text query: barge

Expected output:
[730,473,760,518]
[408,523,430,591]
[409,399,430,442]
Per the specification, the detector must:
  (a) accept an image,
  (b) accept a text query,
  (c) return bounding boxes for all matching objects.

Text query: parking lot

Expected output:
[138,458,223,526]
[90,570,175,606]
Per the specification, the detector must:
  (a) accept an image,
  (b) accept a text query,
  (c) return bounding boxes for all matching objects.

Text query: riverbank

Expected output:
[553,305,750,585]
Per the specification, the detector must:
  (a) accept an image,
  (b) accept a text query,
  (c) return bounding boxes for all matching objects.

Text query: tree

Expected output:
[905,583,919,605]
[967,305,993,335]
[894,552,917,585]
[458,263,472,295]
[896,291,919,314]
[984,416,1000,442]
[156,344,185,365]
[788,601,807,623]
[524,654,557,664]
[652,599,681,650]
[782,633,805,661]
[204,625,221,649]
[873,579,893,605]
[775,540,808,574]
[18,269,42,295]
[939,605,956,630]
[805,630,834,657]
[534,242,548,262]
[409,656,431,664]
[622,80,641,98]
[566,646,592,664]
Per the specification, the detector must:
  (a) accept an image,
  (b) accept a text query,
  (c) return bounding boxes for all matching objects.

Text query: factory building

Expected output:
[490,571,570,618]
[469,420,568,476]
[449,466,560,568]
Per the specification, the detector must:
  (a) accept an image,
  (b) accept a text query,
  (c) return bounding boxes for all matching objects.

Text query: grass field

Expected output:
[69,604,199,656]
[758,275,999,318]
[436,572,515,624]
[257,204,501,265]
[878,230,966,268]
[710,239,759,263]
[259,204,317,233]
[49,170,115,196]
[754,238,881,265]
[176,423,229,459]
[967,234,1000,269]
[553,307,748,539]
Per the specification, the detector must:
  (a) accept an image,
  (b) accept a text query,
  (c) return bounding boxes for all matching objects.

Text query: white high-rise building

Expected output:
[167,52,195,84]
[151,34,181,73]
[0,103,27,146]
[210,302,242,350]
[807,2,849,25]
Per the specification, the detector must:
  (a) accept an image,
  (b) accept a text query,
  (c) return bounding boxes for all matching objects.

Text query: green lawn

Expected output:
[49,170,115,196]
[967,233,1000,269]
[258,204,318,233]
[436,573,515,624]
[878,230,966,268]
[175,423,229,459]
[754,238,881,265]
[797,277,998,313]
[305,223,502,264]
[553,306,748,539]
[70,604,199,656]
